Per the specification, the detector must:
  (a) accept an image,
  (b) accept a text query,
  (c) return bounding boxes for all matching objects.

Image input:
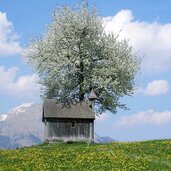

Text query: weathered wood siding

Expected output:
[44,118,94,142]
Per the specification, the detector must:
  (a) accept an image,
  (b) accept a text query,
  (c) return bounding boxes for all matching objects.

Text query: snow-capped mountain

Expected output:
[0,103,43,149]
[0,103,116,149]
[0,114,7,122]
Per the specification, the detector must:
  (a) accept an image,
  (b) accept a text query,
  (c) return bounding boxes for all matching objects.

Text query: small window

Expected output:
[71,122,75,128]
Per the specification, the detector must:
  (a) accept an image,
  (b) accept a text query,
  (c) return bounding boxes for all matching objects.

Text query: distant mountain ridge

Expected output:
[0,103,116,149]
[94,133,118,143]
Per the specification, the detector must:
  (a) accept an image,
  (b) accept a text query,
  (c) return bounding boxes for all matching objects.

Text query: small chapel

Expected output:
[42,90,97,142]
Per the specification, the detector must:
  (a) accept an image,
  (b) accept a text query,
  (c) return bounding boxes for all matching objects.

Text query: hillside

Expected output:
[0,139,171,170]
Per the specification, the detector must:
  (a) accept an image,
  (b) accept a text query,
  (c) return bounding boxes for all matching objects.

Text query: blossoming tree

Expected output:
[25,2,140,114]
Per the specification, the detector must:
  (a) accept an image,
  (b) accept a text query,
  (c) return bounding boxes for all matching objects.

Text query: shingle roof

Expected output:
[43,99,95,119]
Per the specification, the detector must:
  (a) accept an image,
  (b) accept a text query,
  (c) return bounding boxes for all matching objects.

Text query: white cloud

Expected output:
[144,80,169,96]
[116,109,171,127]
[0,65,40,99]
[96,113,109,121]
[135,80,170,96]
[0,12,22,57]
[103,10,171,73]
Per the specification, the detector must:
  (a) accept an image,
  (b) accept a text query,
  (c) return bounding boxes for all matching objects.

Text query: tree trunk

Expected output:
[79,60,84,101]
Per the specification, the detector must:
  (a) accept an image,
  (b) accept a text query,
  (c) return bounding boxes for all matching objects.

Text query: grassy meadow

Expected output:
[0,139,171,171]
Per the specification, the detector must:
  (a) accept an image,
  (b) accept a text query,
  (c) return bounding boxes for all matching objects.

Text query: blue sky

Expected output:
[0,0,171,141]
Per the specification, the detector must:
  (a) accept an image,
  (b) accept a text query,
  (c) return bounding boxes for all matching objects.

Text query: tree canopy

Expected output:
[25,2,140,114]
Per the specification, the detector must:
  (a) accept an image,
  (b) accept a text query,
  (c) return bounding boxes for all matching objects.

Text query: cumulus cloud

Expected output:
[135,80,170,96]
[116,109,171,127]
[0,12,22,57]
[0,65,40,99]
[96,113,109,121]
[103,10,171,73]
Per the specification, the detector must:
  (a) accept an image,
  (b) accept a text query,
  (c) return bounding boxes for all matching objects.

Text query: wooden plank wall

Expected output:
[44,119,94,142]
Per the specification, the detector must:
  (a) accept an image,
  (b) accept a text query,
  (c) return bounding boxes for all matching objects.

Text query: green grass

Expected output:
[0,139,171,171]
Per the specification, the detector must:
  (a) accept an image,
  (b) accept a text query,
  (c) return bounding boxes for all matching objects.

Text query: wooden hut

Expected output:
[42,99,95,142]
